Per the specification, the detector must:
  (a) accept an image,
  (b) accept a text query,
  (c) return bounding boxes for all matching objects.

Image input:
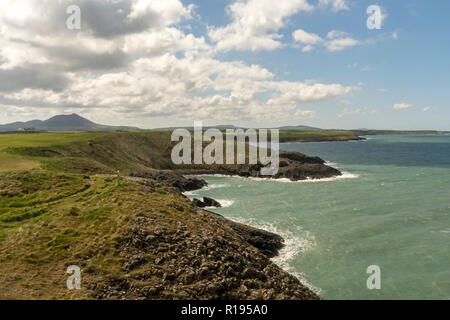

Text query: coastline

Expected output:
[182,163,359,295]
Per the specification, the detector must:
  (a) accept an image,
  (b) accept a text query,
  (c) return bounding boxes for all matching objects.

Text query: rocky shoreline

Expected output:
[120,150,342,299]
[93,172,322,300]
[174,151,342,181]
[279,135,365,143]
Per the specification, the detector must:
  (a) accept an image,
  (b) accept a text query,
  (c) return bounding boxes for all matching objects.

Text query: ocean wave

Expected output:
[182,183,228,197]
[217,199,234,208]
[182,190,197,196]
[203,183,228,190]
[204,199,235,209]
[295,171,360,183]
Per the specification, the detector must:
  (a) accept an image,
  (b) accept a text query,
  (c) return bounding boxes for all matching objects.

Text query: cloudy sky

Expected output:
[0,0,449,130]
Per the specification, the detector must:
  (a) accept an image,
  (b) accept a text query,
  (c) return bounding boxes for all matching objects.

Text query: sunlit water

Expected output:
[186,135,450,300]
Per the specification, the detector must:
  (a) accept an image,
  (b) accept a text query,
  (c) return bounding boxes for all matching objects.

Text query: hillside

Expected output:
[2,131,341,180]
[0,114,140,132]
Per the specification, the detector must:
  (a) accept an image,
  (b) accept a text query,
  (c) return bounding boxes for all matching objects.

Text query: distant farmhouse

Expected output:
[17,127,47,133]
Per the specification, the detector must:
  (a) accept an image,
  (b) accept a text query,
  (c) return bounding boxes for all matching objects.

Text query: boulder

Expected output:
[203,197,222,208]
[192,198,206,208]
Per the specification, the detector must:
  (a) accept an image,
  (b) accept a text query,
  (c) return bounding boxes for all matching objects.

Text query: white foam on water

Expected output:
[216,199,235,208]
[183,190,198,196]
[227,216,321,295]
[204,199,235,209]
[294,171,360,183]
[193,172,359,184]
[203,183,228,190]
[182,182,229,197]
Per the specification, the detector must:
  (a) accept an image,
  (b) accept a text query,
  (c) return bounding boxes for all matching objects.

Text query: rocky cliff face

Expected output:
[93,206,320,300]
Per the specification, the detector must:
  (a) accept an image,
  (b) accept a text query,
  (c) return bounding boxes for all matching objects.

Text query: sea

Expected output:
[185,134,450,300]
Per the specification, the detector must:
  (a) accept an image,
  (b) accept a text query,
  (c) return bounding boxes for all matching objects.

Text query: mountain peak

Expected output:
[44,113,95,128]
[0,114,140,132]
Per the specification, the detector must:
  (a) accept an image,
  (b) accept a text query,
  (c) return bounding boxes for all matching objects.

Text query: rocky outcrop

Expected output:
[175,151,341,181]
[92,213,320,300]
[192,197,221,208]
[192,198,206,208]
[130,171,207,192]
[207,211,283,258]
[203,197,222,208]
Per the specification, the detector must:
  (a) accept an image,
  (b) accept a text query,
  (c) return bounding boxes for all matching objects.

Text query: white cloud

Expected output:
[293,29,323,44]
[325,37,359,52]
[293,29,359,52]
[318,0,350,12]
[208,0,313,52]
[393,103,414,110]
[0,0,358,126]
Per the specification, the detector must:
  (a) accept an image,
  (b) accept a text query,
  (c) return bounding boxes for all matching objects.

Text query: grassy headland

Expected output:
[0,131,322,300]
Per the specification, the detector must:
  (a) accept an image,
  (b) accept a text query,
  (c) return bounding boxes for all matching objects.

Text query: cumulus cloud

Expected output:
[393,103,414,110]
[293,29,359,52]
[325,30,359,51]
[0,0,357,126]
[208,0,313,52]
[0,64,71,92]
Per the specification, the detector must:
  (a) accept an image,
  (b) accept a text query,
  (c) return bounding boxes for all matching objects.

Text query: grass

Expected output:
[0,170,202,299]
[278,130,360,142]
[0,132,108,173]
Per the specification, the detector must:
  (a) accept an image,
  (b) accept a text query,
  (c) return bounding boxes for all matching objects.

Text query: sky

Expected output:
[0,0,448,130]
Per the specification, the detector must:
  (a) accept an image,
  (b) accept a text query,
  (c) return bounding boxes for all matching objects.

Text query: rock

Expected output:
[203,197,221,208]
[90,183,321,301]
[205,211,284,258]
[130,171,207,192]
[192,198,206,208]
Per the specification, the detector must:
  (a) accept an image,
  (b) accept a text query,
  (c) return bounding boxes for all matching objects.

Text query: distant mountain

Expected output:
[0,114,140,132]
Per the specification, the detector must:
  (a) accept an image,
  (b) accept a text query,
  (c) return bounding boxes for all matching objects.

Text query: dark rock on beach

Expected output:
[192,197,222,208]
[192,198,206,208]
[203,197,222,208]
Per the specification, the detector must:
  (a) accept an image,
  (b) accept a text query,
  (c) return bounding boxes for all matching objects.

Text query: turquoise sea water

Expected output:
[187,135,450,300]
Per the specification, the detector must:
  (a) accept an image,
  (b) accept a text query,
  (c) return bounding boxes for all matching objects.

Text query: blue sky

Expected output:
[0,0,448,130]
[190,0,450,130]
